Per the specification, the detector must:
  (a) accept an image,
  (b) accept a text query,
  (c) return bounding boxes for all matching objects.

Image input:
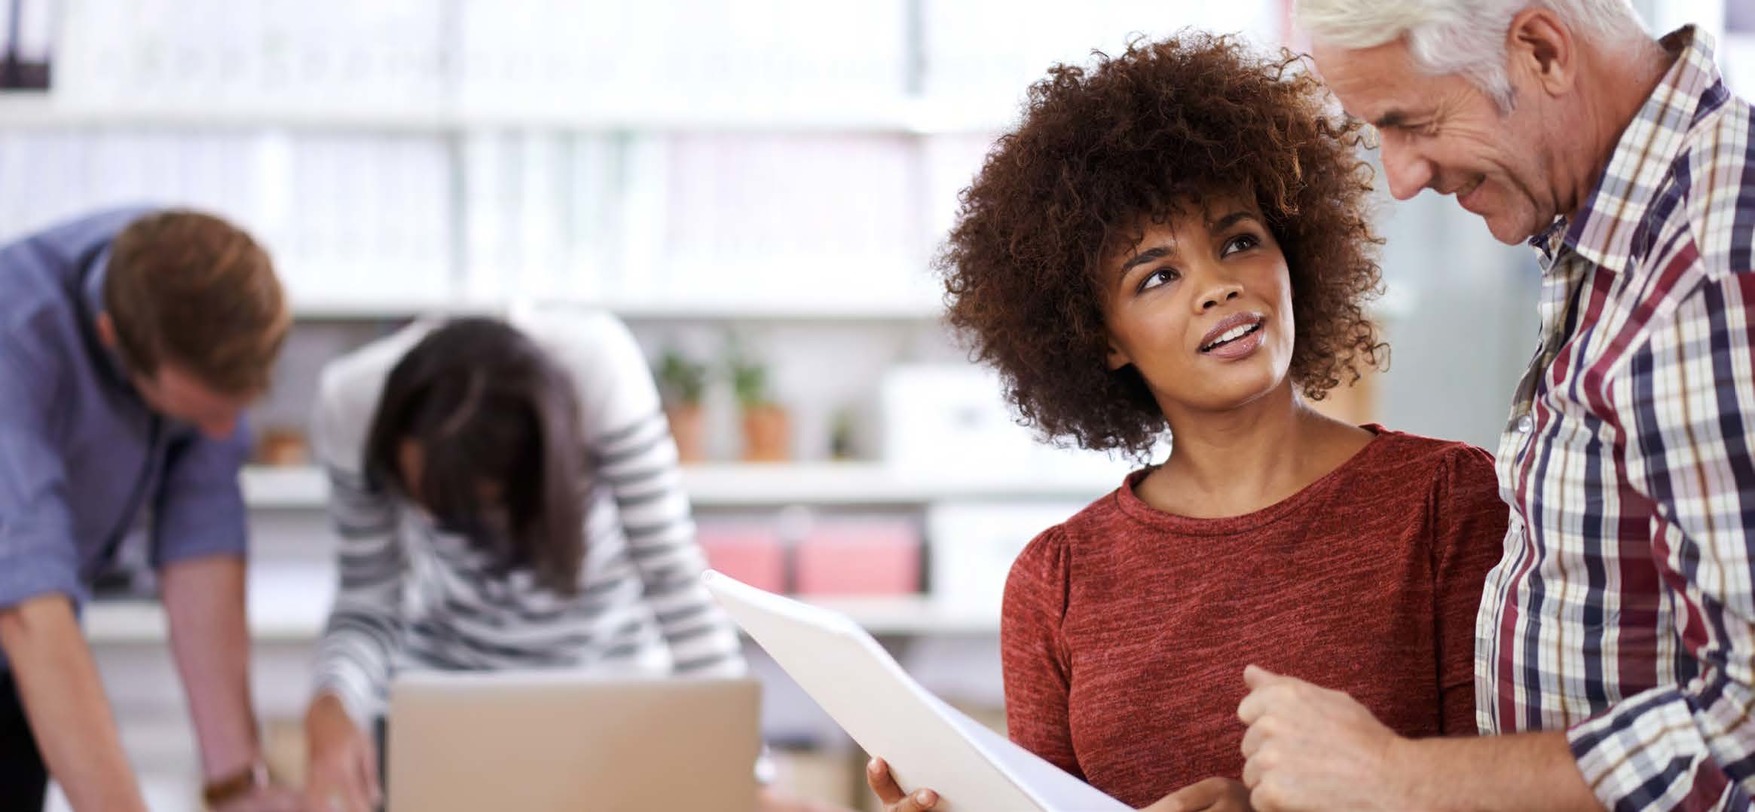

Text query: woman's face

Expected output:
[397,439,507,528]
[1101,197,1296,418]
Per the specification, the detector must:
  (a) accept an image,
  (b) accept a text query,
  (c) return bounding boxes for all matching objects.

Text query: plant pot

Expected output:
[741,404,791,462]
[665,404,707,464]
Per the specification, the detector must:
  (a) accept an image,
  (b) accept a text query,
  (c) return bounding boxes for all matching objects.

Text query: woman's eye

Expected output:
[1138,267,1180,292]
[1222,234,1260,256]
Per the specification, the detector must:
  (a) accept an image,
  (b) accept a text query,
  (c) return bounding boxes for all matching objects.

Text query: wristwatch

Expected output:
[202,760,269,808]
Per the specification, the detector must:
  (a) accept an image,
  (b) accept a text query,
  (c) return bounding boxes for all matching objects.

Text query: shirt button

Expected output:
[1516,415,1534,433]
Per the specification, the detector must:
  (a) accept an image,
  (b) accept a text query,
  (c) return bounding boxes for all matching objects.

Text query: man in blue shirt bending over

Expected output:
[0,209,296,811]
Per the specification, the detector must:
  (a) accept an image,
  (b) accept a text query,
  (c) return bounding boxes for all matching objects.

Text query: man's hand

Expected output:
[1140,777,1254,811]
[0,593,148,811]
[1236,665,1409,812]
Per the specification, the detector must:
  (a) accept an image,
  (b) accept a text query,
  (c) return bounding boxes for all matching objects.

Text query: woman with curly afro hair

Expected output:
[868,32,1509,812]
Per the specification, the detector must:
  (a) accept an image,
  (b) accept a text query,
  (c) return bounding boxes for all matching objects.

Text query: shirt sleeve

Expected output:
[309,366,407,725]
[1568,273,1755,809]
[150,419,250,568]
[1429,446,1506,736]
[0,343,82,610]
[1000,525,1084,780]
[559,313,746,678]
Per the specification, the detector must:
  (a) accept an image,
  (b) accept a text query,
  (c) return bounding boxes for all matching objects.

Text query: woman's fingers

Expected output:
[865,758,939,811]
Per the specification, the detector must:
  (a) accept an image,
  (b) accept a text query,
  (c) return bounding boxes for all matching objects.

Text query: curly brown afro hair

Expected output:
[939,32,1386,456]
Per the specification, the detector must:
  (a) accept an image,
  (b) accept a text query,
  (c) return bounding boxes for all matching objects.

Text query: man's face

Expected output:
[1313,39,1561,245]
[132,363,257,440]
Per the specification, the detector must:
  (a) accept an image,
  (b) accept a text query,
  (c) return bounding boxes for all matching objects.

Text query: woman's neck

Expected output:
[1143,385,1373,519]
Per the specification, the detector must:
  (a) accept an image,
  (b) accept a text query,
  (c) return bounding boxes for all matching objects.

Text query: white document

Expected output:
[702,570,1129,812]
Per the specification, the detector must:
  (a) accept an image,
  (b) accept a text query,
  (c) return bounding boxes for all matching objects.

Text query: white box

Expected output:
[926,501,1089,617]
[881,363,1140,481]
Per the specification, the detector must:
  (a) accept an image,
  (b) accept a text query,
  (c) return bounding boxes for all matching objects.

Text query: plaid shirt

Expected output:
[1475,27,1755,810]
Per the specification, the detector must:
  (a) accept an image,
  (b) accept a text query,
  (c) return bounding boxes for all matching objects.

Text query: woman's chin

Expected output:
[1178,375,1290,415]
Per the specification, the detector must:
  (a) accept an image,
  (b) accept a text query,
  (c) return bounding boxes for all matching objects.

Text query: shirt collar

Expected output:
[1558,25,1724,273]
[79,245,137,387]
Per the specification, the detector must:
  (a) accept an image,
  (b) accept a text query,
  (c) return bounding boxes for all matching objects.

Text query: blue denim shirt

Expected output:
[0,209,252,662]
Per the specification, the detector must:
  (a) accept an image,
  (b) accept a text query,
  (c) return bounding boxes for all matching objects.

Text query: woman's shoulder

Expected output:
[1355,428,1504,530]
[318,319,438,400]
[511,309,653,413]
[312,320,441,466]
[1010,484,1141,568]
[1362,427,1497,485]
[512,308,638,364]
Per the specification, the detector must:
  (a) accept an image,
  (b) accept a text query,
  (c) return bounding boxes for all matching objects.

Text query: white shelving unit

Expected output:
[84,593,997,644]
[286,293,945,322]
[243,463,1120,510]
[0,94,1019,136]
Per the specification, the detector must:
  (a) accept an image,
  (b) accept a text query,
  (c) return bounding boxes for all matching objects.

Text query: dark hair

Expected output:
[365,319,588,595]
[104,209,289,395]
[939,32,1386,456]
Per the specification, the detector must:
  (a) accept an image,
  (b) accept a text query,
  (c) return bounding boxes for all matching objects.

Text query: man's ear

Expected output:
[1508,7,1578,96]
[95,312,116,349]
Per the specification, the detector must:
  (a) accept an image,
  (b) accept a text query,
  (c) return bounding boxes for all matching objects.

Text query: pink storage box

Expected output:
[696,523,787,593]
[792,519,921,597]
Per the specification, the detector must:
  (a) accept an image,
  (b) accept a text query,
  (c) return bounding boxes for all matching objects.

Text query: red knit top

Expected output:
[1001,428,1507,807]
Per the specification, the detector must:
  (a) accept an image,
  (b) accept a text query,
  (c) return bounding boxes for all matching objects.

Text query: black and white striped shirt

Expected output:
[310,311,746,722]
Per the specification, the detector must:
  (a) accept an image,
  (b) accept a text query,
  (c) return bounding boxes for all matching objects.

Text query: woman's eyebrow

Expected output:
[1119,245,1173,276]
[1209,210,1257,231]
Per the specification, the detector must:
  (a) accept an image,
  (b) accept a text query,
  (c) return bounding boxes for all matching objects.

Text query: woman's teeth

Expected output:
[1202,322,1261,352]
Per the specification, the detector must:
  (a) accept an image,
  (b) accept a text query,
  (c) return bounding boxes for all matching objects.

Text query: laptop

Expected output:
[386,672,762,812]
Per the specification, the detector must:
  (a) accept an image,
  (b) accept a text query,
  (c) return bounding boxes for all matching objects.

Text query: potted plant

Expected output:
[655,349,708,463]
[729,347,789,463]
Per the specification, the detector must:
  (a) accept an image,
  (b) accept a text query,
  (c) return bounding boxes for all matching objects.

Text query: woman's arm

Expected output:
[304,364,406,811]
[1429,447,1508,735]
[558,312,744,675]
[1001,526,1084,775]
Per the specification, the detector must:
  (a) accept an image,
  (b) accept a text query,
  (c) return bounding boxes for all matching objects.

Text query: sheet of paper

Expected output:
[931,693,1131,811]
[703,570,1129,812]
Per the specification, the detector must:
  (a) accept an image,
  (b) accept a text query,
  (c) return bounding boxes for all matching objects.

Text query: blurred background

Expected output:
[2,0,1749,808]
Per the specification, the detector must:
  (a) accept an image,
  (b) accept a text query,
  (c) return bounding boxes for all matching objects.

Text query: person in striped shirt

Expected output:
[1235,1,1755,810]
[298,314,788,812]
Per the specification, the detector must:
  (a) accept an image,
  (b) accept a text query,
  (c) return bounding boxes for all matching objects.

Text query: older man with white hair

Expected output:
[1227,1,1755,811]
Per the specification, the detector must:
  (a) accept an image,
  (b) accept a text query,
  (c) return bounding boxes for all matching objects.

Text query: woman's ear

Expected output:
[1107,343,1132,371]
[95,312,116,348]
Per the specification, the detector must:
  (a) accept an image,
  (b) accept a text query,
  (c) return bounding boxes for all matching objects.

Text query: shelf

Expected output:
[243,463,1122,510]
[285,283,1416,324]
[82,594,996,645]
[0,94,1017,136]
[240,466,330,509]
[677,463,1121,506]
[285,294,945,322]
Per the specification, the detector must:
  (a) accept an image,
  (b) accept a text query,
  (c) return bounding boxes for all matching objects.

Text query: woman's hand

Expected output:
[1139,777,1254,812]
[865,757,940,811]
[210,783,303,812]
[757,786,858,812]
[302,694,381,812]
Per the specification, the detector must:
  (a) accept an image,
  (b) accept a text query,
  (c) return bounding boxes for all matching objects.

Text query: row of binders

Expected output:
[49,0,1285,111]
[0,130,986,309]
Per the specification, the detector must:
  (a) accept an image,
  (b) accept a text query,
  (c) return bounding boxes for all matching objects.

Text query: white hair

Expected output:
[1294,0,1649,108]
